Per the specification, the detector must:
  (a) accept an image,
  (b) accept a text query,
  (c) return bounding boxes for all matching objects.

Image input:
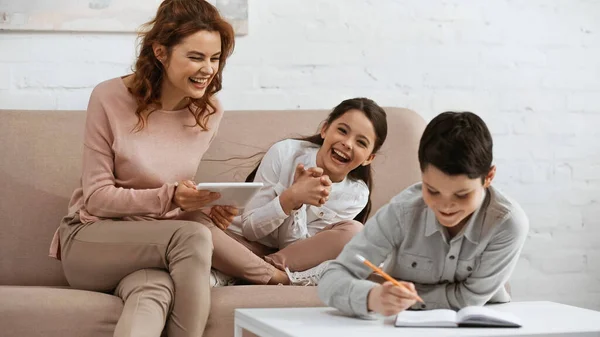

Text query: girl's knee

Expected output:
[337,220,364,235]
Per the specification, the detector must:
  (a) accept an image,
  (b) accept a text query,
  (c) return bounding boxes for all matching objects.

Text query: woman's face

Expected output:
[157,30,222,104]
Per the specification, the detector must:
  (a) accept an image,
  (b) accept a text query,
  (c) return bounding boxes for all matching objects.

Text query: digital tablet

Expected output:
[196,182,264,208]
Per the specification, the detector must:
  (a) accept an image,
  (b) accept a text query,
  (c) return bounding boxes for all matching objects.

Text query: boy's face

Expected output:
[421,165,495,229]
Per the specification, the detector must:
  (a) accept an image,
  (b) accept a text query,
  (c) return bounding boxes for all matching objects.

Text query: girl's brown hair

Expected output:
[130,0,235,130]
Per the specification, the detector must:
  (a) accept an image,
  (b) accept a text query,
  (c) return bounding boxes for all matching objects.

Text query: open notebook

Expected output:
[395,306,522,328]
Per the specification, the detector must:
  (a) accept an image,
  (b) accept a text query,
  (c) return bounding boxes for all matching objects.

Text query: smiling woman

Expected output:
[48,1,237,337]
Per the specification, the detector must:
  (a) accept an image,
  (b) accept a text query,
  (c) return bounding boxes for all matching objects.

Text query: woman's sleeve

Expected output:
[81,88,177,218]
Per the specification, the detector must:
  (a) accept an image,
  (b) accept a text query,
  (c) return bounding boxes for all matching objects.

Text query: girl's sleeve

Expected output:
[81,87,177,218]
[336,182,369,220]
[241,142,291,241]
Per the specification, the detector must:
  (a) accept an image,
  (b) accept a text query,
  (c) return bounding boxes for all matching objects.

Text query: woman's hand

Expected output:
[367,281,418,316]
[173,180,221,212]
[280,164,332,214]
[210,205,239,230]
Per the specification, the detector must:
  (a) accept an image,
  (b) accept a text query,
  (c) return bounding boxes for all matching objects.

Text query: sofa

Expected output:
[0,107,426,337]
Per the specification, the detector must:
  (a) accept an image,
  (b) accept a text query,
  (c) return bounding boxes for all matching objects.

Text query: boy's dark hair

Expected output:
[418,111,493,181]
[246,98,388,223]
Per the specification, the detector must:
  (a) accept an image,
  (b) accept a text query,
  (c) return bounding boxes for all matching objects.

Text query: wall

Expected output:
[1,0,599,309]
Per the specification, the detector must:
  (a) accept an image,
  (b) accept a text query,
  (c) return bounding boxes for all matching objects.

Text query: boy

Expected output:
[318,111,529,317]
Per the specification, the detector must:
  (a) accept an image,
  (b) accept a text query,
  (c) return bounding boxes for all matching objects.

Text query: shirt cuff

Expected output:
[242,195,292,241]
[273,195,289,219]
[162,182,179,215]
[350,279,379,318]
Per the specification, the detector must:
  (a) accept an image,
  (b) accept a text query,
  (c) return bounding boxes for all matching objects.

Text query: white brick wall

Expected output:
[1,0,599,310]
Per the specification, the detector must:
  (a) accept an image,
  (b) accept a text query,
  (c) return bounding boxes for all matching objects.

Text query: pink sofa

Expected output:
[0,107,425,337]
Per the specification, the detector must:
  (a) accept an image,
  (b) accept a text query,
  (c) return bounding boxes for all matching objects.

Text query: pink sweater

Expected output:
[49,77,224,258]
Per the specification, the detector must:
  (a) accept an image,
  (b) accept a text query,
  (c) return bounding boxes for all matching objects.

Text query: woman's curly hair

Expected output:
[130,0,235,131]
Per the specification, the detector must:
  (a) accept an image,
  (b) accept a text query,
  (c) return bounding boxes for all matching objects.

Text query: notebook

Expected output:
[395,306,522,328]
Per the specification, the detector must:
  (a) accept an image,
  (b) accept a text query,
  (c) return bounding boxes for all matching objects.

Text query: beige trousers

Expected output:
[203,218,364,284]
[59,213,214,337]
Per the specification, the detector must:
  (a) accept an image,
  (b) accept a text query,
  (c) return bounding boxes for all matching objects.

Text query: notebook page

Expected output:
[395,309,457,327]
[457,306,521,327]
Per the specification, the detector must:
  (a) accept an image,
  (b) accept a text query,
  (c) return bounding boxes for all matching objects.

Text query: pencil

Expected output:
[356,254,425,304]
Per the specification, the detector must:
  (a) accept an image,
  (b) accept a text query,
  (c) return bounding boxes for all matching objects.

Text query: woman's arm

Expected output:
[81,87,177,218]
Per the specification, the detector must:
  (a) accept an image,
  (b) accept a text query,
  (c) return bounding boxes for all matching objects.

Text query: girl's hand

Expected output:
[293,164,326,182]
[281,164,332,214]
[173,180,221,212]
[210,205,239,230]
[367,281,418,316]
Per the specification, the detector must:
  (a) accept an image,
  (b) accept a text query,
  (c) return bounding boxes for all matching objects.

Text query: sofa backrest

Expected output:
[0,108,425,286]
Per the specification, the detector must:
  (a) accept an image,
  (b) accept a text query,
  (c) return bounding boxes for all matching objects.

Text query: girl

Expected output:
[206,98,388,286]
[318,111,529,318]
[49,1,235,336]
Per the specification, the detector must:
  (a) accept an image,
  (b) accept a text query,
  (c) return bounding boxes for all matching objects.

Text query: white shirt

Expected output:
[228,139,369,249]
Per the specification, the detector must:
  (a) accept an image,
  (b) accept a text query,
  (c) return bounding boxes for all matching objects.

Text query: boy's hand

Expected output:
[367,281,418,316]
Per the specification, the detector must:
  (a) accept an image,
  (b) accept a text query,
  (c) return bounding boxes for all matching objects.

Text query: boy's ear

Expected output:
[362,154,375,166]
[484,165,496,188]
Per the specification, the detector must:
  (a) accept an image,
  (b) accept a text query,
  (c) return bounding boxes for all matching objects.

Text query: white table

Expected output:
[234,301,600,337]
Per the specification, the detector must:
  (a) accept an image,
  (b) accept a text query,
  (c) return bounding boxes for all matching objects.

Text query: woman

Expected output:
[48,1,235,336]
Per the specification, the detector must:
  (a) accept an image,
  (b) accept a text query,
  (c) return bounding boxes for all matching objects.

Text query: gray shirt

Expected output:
[318,183,529,318]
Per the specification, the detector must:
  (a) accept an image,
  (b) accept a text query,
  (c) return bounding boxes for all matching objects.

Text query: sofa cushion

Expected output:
[205,285,325,337]
[0,286,122,337]
[0,111,85,287]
